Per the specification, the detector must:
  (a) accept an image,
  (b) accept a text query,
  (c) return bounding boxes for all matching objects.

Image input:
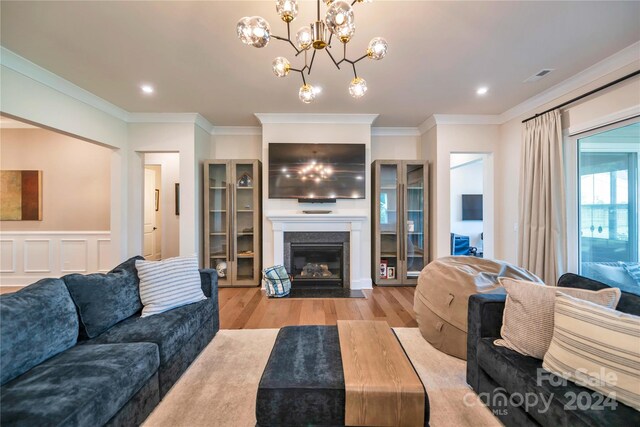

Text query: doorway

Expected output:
[450,153,490,258]
[143,165,161,260]
[143,153,180,260]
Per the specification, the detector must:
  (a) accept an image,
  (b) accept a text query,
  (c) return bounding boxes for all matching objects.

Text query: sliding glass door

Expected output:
[577,120,639,293]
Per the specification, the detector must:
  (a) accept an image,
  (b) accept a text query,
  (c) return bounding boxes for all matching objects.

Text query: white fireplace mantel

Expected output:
[266,211,372,289]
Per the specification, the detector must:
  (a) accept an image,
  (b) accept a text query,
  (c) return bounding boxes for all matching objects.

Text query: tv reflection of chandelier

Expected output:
[236,0,388,104]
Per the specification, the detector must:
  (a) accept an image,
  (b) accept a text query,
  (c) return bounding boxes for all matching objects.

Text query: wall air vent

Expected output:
[524,69,554,83]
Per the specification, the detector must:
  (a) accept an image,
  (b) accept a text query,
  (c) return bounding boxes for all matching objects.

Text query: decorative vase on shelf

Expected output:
[237,173,253,188]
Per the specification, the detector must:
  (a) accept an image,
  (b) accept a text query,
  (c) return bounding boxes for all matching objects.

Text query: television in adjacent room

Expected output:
[268,143,366,200]
[462,194,483,220]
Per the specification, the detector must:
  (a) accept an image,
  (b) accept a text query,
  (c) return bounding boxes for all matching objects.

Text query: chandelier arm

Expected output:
[289,67,308,85]
[272,34,301,55]
[308,49,318,74]
[343,43,347,60]
[351,0,358,6]
[352,53,369,63]
[325,48,341,70]
[351,62,358,79]
[317,0,321,21]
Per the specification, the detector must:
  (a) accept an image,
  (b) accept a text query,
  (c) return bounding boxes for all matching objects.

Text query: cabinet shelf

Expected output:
[373,160,429,286]
[205,159,262,287]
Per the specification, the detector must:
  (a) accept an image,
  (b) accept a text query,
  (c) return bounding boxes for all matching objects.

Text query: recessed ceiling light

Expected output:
[476,86,488,96]
[140,84,154,94]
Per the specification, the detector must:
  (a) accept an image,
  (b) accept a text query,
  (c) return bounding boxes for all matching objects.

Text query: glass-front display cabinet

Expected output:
[372,160,429,285]
[204,160,262,287]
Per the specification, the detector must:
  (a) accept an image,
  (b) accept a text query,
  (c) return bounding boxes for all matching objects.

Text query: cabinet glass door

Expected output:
[404,163,426,279]
[234,162,257,283]
[207,163,229,284]
[378,164,399,282]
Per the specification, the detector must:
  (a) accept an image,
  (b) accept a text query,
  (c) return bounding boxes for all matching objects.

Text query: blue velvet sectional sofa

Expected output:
[467,273,640,427]
[0,256,219,427]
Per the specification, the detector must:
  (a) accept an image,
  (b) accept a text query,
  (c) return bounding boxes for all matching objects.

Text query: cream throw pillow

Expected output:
[494,278,620,359]
[543,292,640,410]
[136,255,206,317]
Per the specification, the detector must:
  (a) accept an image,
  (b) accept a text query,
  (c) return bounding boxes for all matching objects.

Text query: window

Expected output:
[577,121,639,294]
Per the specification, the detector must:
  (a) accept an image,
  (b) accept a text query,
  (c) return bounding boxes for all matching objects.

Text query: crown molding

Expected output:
[498,41,640,124]
[0,118,38,129]
[212,126,261,136]
[127,113,215,133]
[418,116,437,134]
[0,46,130,122]
[254,113,379,125]
[371,127,421,137]
[433,114,502,125]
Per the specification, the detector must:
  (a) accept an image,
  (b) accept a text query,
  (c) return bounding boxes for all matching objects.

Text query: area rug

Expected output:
[143,328,500,427]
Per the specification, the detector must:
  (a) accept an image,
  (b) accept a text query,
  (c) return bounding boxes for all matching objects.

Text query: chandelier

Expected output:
[236,0,388,103]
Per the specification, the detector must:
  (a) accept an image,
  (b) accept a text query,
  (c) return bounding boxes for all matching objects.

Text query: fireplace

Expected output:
[284,232,350,288]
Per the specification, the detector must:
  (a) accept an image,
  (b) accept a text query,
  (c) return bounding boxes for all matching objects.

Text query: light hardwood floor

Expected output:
[219,287,418,329]
[0,285,419,329]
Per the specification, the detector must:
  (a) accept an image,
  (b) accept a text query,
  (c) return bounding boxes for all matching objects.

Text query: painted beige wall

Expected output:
[260,121,373,285]
[0,128,111,231]
[433,124,498,259]
[212,134,261,159]
[371,135,420,160]
[495,64,640,265]
[127,122,198,259]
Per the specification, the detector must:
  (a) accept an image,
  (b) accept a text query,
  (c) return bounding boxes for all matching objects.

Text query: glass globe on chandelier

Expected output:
[236,0,387,103]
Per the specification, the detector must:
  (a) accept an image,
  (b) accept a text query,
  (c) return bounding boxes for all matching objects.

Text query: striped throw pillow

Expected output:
[135,255,206,317]
[543,292,640,410]
[495,278,620,359]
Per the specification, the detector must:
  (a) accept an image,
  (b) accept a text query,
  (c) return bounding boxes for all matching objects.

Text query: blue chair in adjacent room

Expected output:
[450,233,477,256]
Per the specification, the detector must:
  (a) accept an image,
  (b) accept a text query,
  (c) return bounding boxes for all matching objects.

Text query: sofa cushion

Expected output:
[558,273,640,316]
[495,278,620,359]
[136,255,206,317]
[86,297,213,364]
[0,343,159,427]
[0,278,78,385]
[63,256,144,339]
[477,338,640,426]
[543,293,640,410]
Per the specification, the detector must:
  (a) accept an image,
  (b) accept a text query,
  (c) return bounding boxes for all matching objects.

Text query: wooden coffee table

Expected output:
[256,321,429,426]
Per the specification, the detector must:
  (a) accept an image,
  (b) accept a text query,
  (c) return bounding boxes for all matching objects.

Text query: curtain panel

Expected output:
[518,109,567,285]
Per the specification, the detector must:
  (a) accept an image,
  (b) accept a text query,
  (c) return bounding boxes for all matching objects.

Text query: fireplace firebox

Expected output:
[291,244,343,287]
[283,232,350,288]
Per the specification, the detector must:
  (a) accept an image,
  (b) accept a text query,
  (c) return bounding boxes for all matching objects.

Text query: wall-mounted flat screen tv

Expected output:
[462,194,483,220]
[269,143,366,200]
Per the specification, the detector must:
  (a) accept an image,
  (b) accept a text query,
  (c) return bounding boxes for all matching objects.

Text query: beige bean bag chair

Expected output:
[413,256,542,360]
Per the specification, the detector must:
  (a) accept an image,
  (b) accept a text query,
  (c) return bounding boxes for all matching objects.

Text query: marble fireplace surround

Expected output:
[266,212,371,290]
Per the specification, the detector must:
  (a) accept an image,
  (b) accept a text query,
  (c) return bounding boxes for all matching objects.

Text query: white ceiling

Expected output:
[1,1,639,127]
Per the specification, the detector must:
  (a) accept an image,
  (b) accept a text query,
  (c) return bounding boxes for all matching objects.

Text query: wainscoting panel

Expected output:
[60,239,88,273]
[0,232,111,287]
[24,240,52,273]
[0,240,16,273]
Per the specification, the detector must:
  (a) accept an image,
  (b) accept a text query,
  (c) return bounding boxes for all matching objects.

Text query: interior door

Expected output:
[143,168,159,260]
[375,161,401,285]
